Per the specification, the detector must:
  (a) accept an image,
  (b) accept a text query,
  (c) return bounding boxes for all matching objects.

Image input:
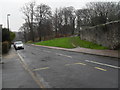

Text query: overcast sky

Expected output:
[0,0,119,32]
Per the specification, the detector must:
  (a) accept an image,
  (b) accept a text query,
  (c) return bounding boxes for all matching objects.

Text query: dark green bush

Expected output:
[2,41,10,54]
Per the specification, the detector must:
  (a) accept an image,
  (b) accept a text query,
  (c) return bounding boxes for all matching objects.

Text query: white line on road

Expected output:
[85,60,120,69]
[17,53,25,63]
[56,53,72,58]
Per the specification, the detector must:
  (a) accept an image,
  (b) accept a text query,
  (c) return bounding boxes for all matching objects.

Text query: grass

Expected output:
[34,36,108,50]
[34,37,73,48]
[70,37,108,49]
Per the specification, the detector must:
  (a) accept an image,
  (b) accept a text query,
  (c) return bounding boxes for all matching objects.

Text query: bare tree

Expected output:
[21,1,36,41]
[20,1,119,41]
[53,8,59,36]
[19,22,30,42]
[67,6,76,35]
[35,4,52,41]
[76,8,92,28]
[86,2,118,25]
[53,7,76,35]
[57,8,64,35]
[76,1,119,30]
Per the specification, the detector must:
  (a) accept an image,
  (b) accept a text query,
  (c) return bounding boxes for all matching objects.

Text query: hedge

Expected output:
[2,41,11,54]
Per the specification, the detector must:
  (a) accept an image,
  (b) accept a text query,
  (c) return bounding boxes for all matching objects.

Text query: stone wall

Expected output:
[80,21,120,50]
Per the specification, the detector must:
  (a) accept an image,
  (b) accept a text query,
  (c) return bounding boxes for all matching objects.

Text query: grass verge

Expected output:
[34,36,108,50]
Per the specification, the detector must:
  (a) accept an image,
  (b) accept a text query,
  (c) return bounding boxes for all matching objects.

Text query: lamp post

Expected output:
[7,14,11,42]
[7,14,10,31]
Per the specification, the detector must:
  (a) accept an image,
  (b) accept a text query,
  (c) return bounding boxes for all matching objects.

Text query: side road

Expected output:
[31,44,119,58]
[2,47,39,88]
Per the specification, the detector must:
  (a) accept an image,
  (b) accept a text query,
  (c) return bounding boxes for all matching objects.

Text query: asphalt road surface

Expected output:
[14,44,119,88]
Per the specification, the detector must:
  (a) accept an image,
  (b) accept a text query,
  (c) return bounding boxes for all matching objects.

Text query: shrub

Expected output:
[2,41,10,54]
[27,40,33,43]
[10,31,16,41]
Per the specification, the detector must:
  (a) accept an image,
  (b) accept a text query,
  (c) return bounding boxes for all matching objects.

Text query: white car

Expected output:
[14,41,24,50]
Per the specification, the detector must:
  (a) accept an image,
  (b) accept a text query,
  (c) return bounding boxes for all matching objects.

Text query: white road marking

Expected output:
[17,53,25,62]
[85,60,120,69]
[56,53,72,58]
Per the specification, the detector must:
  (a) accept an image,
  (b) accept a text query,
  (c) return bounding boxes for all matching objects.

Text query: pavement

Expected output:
[0,61,2,89]
[2,47,39,88]
[31,44,119,58]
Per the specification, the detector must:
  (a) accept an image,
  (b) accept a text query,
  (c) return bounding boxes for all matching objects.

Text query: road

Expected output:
[17,44,119,88]
[5,44,119,88]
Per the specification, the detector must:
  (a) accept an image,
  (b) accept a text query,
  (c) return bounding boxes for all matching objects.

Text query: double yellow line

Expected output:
[33,67,50,71]
[94,67,107,71]
[17,53,45,88]
[65,62,86,66]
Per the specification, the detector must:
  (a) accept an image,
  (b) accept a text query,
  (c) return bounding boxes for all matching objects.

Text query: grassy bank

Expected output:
[34,36,108,50]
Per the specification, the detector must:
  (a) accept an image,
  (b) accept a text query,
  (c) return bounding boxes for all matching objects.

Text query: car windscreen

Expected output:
[15,42,22,44]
